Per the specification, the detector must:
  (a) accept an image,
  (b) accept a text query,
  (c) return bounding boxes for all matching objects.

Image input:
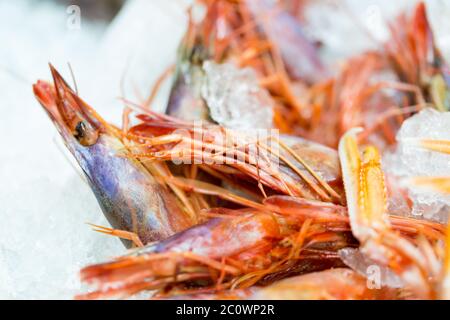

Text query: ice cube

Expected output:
[201,61,274,130]
[339,248,403,288]
[383,108,450,222]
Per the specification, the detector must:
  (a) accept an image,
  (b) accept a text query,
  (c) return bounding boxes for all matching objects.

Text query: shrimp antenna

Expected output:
[67,62,78,95]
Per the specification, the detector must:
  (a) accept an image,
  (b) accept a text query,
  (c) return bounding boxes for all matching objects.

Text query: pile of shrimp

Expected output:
[33,0,450,300]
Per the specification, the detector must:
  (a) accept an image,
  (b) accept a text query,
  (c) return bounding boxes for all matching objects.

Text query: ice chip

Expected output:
[384,108,450,222]
[201,61,274,130]
[339,248,403,288]
[396,109,450,176]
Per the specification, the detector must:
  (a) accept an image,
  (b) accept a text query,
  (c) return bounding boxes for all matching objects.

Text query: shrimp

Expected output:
[29,1,450,301]
[299,53,387,147]
[77,212,281,299]
[125,112,343,203]
[339,128,449,299]
[33,65,195,247]
[166,0,278,127]
[164,0,327,135]
[296,2,450,149]
[165,5,211,121]
[77,177,445,300]
[244,0,327,84]
[78,203,375,299]
[299,50,429,150]
[162,269,397,300]
[386,2,449,110]
[250,268,398,300]
[125,111,450,211]
[264,195,446,241]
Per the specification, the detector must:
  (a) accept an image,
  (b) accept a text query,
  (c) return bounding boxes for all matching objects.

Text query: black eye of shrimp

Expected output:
[74,121,86,140]
[74,121,99,146]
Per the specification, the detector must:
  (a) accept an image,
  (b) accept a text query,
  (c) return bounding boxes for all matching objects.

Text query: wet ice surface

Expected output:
[0,0,188,299]
[202,61,274,129]
[0,0,122,300]
[384,109,450,222]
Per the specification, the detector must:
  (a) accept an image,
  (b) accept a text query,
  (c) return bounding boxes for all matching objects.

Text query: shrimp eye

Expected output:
[190,43,207,65]
[74,121,86,140]
[74,121,99,146]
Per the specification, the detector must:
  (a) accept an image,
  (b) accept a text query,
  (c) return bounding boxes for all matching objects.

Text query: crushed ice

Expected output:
[384,108,450,222]
[339,248,403,288]
[201,61,274,130]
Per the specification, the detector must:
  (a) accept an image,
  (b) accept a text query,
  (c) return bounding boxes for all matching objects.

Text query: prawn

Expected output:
[77,167,444,299]
[165,0,326,135]
[339,128,449,299]
[33,65,195,247]
[161,268,398,300]
[124,112,343,203]
[386,2,449,110]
